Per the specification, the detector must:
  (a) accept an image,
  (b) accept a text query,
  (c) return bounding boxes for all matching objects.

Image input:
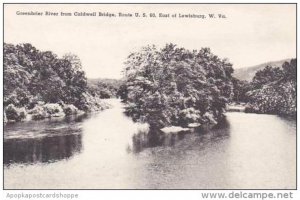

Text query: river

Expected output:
[4,99,296,189]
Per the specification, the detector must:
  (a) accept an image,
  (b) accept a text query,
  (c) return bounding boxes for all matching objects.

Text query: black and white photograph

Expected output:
[2,3,297,192]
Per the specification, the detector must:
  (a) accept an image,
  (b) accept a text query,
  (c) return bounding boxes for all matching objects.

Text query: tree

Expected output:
[4,43,107,122]
[252,65,284,88]
[246,59,296,116]
[232,77,252,103]
[121,44,234,128]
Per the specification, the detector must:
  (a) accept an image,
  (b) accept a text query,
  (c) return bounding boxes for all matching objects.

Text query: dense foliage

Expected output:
[4,43,109,122]
[245,59,296,116]
[120,44,234,128]
[88,78,123,99]
[231,77,252,103]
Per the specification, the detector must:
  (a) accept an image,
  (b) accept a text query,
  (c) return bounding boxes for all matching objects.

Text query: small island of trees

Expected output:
[119,44,234,128]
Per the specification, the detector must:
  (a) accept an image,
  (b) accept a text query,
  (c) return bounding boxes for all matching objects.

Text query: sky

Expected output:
[4,4,296,79]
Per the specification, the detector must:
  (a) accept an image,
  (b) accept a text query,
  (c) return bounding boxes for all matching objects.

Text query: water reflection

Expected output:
[4,114,88,140]
[4,133,82,165]
[3,100,296,189]
[4,114,87,166]
[130,117,231,153]
[197,117,231,141]
[130,129,186,153]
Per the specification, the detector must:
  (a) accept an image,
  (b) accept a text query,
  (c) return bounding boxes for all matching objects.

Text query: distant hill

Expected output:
[233,59,292,81]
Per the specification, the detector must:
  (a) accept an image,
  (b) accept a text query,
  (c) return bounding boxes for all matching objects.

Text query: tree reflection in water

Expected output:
[130,117,231,153]
[3,114,87,166]
[4,133,82,166]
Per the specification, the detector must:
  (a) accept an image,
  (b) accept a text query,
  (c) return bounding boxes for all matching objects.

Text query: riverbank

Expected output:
[4,43,119,125]
[4,96,112,124]
[226,103,246,112]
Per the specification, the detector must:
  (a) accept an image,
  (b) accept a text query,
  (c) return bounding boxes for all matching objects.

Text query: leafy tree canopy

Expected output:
[246,59,296,116]
[120,43,234,128]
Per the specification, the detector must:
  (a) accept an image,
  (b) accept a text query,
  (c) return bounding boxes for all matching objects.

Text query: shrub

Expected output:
[30,103,65,119]
[63,104,79,115]
[30,105,48,120]
[76,92,111,112]
[179,108,202,126]
[5,104,27,121]
[43,103,65,117]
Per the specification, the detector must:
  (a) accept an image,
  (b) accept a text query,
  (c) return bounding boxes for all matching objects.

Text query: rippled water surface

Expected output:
[4,99,296,189]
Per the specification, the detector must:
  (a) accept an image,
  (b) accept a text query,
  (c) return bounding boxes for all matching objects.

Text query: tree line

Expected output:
[4,43,110,122]
[119,44,296,128]
[4,42,296,125]
[88,78,123,99]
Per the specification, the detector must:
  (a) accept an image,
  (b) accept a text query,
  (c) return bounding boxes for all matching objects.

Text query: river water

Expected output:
[4,99,296,189]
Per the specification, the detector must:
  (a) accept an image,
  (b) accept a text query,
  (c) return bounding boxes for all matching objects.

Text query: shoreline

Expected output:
[4,99,113,125]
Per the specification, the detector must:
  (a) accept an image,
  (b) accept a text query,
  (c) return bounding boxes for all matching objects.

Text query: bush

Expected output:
[246,81,296,116]
[30,105,48,120]
[30,103,65,120]
[63,104,79,115]
[76,92,111,112]
[203,112,218,125]
[179,108,202,126]
[43,103,65,117]
[5,104,27,121]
